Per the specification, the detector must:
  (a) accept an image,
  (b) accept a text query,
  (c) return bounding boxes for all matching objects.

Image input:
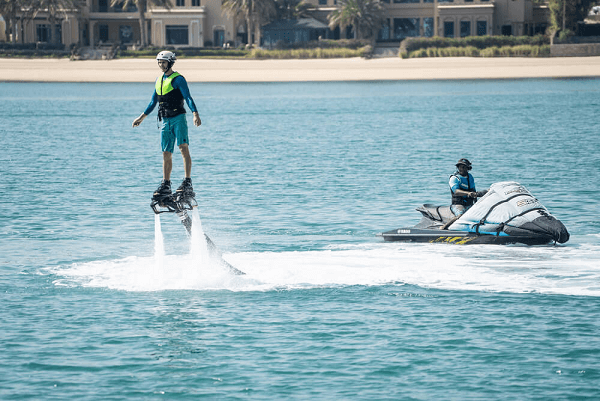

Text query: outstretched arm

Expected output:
[132,90,158,127]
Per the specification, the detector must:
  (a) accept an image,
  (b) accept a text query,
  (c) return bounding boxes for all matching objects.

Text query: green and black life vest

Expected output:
[155,72,185,120]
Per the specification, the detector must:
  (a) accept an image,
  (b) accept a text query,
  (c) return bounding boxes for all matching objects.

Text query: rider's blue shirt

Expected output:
[144,73,198,116]
[449,172,476,194]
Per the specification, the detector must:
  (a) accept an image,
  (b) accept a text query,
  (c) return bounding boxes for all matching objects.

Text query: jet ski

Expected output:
[378,182,570,245]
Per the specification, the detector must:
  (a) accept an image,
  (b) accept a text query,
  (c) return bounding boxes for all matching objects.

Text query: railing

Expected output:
[90,5,138,13]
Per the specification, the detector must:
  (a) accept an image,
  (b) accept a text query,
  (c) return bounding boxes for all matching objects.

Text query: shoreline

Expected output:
[1,57,600,82]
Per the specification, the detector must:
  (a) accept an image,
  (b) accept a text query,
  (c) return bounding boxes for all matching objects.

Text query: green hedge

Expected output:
[0,49,71,58]
[403,44,550,58]
[117,42,372,58]
[118,46,371,59]
[1,44,371,59]
[0,42,71,58]
[249,46,372,59]
[117,46,249,58]
[269,39,372,50]
[400,35,549,54]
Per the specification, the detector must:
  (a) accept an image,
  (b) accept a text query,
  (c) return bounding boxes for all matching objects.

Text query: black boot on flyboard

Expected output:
[175,178,196,208]
[152,180,172,201]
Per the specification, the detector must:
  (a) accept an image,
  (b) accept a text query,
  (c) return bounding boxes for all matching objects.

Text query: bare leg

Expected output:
[179,143,192,179]
[163,151,173,181]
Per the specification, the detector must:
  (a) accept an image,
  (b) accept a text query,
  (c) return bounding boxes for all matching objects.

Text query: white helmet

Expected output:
[156,51,176,62]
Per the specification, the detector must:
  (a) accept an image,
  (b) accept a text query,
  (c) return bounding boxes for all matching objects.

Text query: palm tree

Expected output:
[328,0,384,40]
[1,0,78,44]
[110,0,171,47]
[33,0,81,45]
[222,0,275,46]
[273,0,313,21]
[0,0,21,42]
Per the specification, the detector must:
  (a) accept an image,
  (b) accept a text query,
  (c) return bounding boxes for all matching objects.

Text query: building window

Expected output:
[176,0,185,6]
[346,25,354,39]
[166,25,189,45]
[394,0,419,3]
[120,25,134,43]
[99,24,109,42]
[460,21,471,37]
[192,0,200,5]
[533,23,546,35]
[214,29,225,47]
[36,24,50,42]
[423,18,433,37]
[37,24,62,43]
[378,19,391,40]
[319,0,327,4]
[394,18,419,39]
[477,20,487,36]
[444,21,454,38]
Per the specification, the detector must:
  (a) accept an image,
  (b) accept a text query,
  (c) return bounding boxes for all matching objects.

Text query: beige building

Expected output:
[307,0,549,40]
[0,16,6,42]
[8,0,241,48]
[5,0,549,48]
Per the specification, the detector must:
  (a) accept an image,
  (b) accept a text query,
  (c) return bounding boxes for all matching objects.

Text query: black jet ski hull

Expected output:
[379,228,555,246]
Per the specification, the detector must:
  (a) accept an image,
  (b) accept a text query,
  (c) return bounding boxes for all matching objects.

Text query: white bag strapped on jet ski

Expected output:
[448,182,553,236]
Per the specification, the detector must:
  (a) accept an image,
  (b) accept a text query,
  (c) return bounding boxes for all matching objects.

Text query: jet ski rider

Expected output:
[449,158,487,216]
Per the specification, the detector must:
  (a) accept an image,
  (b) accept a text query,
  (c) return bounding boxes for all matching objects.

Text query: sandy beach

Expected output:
[1,56,600,82]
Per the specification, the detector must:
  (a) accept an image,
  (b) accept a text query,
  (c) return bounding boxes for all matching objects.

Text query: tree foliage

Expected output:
[543,0,598,35]
[0,0,21,42]
[272,0,314,20]
[222,0,276,45]
[34,0,81,44]
[110,0,171,47]
[327,0,384,40]
[1,0,81,44]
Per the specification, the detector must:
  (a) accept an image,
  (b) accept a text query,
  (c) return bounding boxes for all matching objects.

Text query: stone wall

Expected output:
[551,43,600,57]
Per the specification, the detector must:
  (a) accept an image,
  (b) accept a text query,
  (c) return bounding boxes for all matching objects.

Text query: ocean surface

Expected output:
[1,78,600,400]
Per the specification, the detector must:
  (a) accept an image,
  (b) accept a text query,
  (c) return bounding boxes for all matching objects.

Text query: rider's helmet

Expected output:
[456,158,472,170]
[156,51,176,68]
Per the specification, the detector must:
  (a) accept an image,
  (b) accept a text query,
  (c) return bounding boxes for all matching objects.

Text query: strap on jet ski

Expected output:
[493,208,547,236]
[473,193,535,235]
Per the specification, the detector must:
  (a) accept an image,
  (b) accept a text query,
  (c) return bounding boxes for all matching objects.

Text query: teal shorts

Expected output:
[161,113,189,153]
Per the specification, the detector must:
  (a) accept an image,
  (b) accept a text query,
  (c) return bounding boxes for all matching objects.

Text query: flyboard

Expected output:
[150,188,244,275]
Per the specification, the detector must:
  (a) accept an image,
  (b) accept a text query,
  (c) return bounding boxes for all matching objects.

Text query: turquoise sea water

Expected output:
[1,79,600,399]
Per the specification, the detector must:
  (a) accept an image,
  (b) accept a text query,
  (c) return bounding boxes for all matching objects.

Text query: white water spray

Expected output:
[50,234,600,295]
[153,214,165,281]
[190,208,209,267]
